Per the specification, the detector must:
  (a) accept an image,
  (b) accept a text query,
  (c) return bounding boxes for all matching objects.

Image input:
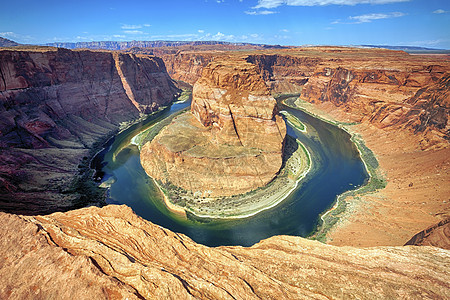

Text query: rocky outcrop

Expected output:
[299,49,450,150]
[405,218,450,249]
[141,58,286,198]
[246,54,317,94]
[1,205,449,299]
[0,48,179,214]
[158,51,215,85]
[158,46,449,149]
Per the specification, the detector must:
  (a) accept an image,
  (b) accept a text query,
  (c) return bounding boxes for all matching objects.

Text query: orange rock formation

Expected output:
[1,205,448,299]
[141,58,286,197]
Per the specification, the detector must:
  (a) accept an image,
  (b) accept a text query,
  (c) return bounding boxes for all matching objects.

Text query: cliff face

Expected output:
[141,58,286,197]
[158,47,449,150]
[302,63,450,149]
[0,48,179,214]
[246,54,317,94]
[157,51,215,85]
[0,205,448,299]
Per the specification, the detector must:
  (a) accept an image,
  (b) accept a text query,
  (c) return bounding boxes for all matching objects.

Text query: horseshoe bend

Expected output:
[0,41,449,298]
[139,58,313,218]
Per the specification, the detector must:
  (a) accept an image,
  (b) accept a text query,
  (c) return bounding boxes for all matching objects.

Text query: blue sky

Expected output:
[1,0,449,48]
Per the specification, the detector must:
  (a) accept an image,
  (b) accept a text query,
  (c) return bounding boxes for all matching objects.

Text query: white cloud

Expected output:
[253,0,283,8]
[212,32,235,40]
[245,10,277,15]
[401,38,449,47]
[253,0,409,9]
[121,24,143,29]
[280,29,289,32]
[433,9,448,14]
[121,24,151,30]
[0,31,18,38]
[150,33,199,40]
[0,31,34,43]
[198,29,205,33]
[349,12,405,23]
[123,30,144,34]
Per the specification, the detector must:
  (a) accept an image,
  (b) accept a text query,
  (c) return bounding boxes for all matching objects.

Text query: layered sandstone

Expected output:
[141,59,286,198]
[1,205,449,299]
[158,47,449,150]
[0,47,179,214]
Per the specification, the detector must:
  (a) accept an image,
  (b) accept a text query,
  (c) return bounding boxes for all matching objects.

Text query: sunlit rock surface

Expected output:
[1,205,448,299]
[141,58,286,197]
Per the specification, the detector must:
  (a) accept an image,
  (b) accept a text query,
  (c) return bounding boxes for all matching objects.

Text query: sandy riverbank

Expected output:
[292,99,450,247]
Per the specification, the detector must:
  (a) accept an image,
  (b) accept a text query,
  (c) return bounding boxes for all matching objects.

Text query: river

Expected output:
[92,99,369,247]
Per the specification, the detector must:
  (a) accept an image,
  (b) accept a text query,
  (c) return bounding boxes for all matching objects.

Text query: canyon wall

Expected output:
[158,47,448,150]
[0,47,179,214]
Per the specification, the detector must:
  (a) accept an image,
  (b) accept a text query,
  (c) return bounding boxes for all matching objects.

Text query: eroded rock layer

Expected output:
[158,47,449,149]
[1,205,448,299]
[141,59,286,197]
[0,47,179,214]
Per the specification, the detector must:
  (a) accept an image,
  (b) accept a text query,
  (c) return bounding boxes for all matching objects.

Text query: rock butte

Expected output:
[140,58,286,198]
[0,44,449,298]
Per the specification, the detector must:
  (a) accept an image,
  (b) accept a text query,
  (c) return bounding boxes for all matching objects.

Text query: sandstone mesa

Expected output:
[140,58,286,199]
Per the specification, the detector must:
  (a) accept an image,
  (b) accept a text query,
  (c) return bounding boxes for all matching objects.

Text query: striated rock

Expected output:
[0,48,179,214]
[405,218,450,249]
[141,58,286,197]
[159,46,449,150]
[158,51,215,85]
[298,49,450,150]
[1,205,449,299]
[246,54,318,94]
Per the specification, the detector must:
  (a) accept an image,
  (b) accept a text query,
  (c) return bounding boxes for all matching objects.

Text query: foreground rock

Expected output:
[141,58,286,198]
[0,47,179,214]
[0,205,448,299]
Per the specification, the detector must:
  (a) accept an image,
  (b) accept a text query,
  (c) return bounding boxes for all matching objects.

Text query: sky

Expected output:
[1,0,449,48]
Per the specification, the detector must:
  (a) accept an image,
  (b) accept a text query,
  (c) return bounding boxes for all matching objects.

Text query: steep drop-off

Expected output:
[141,58,286,199]
[0,47,179,214]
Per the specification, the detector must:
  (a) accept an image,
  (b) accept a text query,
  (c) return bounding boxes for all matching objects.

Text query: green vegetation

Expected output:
[132,108,189,149]
[280,110,306,132]
[175,89,192,103]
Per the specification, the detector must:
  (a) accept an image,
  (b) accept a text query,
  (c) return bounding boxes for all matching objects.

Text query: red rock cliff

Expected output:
[0,47,179,214]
